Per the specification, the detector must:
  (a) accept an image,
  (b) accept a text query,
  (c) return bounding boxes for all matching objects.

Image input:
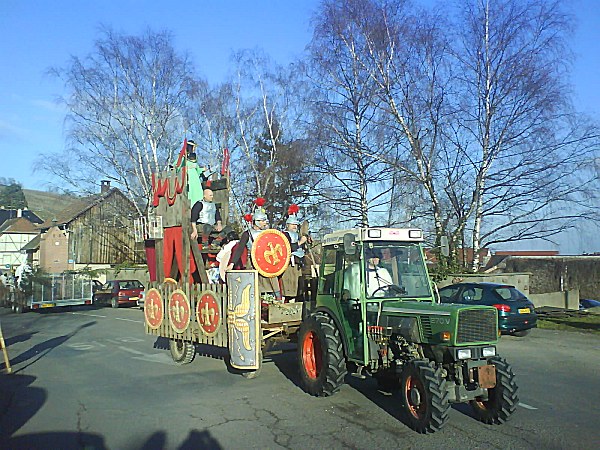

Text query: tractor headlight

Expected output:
[457,349,472,360]
[482,346,496,357]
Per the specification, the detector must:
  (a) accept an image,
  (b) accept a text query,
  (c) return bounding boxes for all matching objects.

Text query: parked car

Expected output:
[137,290,145,310]
[438,282,537,337]
[579,298,600,311]
[91,279,103,293]
[92,280,144,308]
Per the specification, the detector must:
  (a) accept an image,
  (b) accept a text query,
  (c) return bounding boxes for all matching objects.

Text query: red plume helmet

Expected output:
[287,204,300,215]
[243,213,253,222]
[254,197,266,207]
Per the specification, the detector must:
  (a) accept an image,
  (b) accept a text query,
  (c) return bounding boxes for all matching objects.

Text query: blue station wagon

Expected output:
[439,282,537,337]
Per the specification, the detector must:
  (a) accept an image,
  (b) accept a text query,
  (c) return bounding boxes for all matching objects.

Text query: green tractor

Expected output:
[297,228,518,433]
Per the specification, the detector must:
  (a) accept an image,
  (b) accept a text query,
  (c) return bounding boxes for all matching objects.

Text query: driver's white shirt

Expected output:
[366,266,393,297]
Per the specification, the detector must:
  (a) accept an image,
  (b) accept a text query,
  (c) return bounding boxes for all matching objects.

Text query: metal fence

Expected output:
[30,274,94,304]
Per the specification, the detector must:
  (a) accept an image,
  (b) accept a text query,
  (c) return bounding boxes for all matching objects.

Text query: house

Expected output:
[37,181,143,274]
[0,217,39,268]
[0,208,43,228]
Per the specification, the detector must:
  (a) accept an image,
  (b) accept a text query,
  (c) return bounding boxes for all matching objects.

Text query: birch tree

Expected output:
[37,27,206,212]
[452,0,600,268]
[306,0,396,228]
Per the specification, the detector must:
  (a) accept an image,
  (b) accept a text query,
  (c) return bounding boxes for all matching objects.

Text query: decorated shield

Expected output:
[226,270,260,370]
[168,289,191,334]
[196,290,221,337]
[144,288,164,329]
[251,229,291,278]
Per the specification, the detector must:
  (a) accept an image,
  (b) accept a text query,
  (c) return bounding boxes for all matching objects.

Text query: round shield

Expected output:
[196,290,221,337]
[168,289,191,334]
[251,229,291,278]
[144,288,163,330]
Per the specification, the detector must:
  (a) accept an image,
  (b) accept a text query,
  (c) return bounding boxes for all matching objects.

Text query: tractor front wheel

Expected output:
[169,339,195,365]
[470,357,519,424]
[400,359,450,433]
[297,313,346,396]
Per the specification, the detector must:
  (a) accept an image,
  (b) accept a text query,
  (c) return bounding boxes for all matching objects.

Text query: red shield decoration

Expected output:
[144,288,163,329]
[196,290,221,337]
[168,289,191,334]
[251,229,291,278]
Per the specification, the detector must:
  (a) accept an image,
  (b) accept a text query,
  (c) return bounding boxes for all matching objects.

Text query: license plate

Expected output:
[41,303,55,308]
[518,308,530,314]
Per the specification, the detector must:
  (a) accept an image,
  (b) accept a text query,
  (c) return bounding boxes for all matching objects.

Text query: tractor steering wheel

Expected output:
[371,284,406,298]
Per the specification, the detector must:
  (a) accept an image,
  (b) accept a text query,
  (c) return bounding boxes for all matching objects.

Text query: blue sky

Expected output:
[0,0,599,253]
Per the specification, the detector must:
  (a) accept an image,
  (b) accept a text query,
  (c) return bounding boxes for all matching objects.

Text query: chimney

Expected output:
[100,180,111,194]
[17,208,22,217]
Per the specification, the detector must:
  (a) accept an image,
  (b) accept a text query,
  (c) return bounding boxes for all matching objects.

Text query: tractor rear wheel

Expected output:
[400,359,450,433]
[470,357,518,424]
[169,339,195,365]
[297,312,346,396]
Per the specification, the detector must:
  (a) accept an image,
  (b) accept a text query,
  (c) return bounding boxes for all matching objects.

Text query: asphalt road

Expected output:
[0,305,598,450]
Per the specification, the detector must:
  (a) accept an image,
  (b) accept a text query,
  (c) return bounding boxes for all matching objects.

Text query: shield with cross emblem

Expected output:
[144,288,164,330]
[196,290,221,337]
[168,289,191,334]
[251,229,291,278]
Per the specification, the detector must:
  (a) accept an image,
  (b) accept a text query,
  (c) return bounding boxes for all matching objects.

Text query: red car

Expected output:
[93,280,145,308]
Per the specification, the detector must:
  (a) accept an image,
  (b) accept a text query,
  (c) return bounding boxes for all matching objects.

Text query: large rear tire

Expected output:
[470,357,519,424]
[400,359,450,433]
[169,339,196,365]
[297,312,347,396]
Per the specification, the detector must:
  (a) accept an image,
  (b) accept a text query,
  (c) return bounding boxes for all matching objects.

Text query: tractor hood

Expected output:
[377,301,499,346]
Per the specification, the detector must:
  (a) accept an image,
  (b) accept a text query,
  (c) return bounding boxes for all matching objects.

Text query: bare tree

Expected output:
[306,0,397,228]
[37,27,206,213]
[451,0,600,268]
[225,49,314,223]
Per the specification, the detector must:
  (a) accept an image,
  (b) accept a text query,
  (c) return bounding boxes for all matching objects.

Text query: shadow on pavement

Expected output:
[4,331,38,347]
[10,321,96,373]
[0,373,46,442]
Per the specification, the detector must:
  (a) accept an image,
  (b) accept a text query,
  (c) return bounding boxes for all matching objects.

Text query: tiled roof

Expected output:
[0,209,43,227]
[22,189,87,223]
[38,188,136,229]
[0,217,39,234]
[21,234,41,251]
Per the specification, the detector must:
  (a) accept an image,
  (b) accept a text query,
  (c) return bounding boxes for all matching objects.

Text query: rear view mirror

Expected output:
[343,233,356,255]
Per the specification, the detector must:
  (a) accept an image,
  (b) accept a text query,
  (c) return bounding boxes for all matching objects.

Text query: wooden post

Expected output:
[0,321,12,374]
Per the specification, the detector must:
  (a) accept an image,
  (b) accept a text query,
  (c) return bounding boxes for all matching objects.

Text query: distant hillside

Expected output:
[22,189,84,222]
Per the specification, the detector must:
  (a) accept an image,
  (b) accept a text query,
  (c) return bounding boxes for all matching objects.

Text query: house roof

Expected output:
[0,217,39,234]
[494,250,559,256]
[39,188,137,229]
[22,189,87,223]
[0,209,43,227]
[21,234,41,251]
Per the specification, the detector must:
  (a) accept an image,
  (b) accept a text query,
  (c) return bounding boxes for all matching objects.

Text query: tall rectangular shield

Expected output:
[226,270,260,369]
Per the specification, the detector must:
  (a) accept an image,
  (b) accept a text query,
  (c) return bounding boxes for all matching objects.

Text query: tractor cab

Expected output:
[316,228,434,362]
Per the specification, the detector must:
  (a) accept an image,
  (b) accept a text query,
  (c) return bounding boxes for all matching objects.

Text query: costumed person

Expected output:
[365,248,393,297]
[279,204,308,302]
[216,231,240,283]
[191,188,224,249]
[228,198,281,298]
